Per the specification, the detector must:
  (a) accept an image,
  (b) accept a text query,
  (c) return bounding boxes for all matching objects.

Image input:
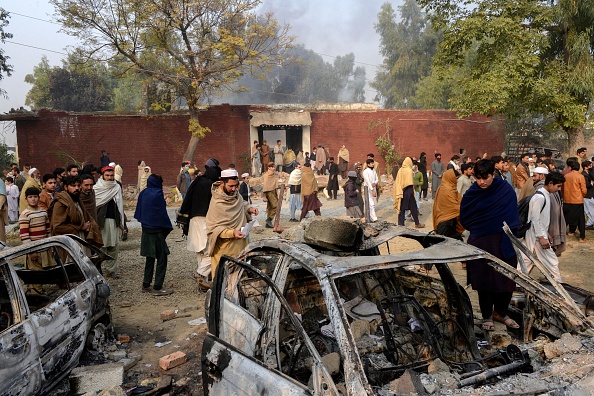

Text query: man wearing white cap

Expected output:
[206,169,258,275]
[518,166,549,201]
[19,167,42,213]
[522,171,566,282]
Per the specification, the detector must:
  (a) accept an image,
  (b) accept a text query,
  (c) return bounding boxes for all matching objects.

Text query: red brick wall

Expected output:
[16,107,503,186]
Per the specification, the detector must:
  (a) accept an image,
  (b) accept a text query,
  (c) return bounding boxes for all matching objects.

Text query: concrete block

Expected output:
[350,320,370,342]
[303,217,360,250]
[108,350,127,361]
[159,351,187,370]
[70,363,124,394]
[427,358,450,374]
[322,352,341,375]
[388,369,425,395]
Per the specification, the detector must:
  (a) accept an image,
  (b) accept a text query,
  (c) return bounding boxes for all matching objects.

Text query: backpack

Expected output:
[517,190,545,238]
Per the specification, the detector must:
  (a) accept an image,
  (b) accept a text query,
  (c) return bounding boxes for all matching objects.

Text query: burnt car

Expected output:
[0,235,112,395]
[202,219,594,395]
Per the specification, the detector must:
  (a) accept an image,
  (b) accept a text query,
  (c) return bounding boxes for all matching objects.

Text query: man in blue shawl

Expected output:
[134,174,174,296]
[460,159,521,331]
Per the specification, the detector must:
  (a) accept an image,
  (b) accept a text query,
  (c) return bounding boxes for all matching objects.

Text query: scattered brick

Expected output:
[160,310,176,321]
[159,351,187,370]
[117,334,131,343]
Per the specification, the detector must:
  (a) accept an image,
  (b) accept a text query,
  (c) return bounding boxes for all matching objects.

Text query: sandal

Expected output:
[493,313,520,329]
[481,318,495,331]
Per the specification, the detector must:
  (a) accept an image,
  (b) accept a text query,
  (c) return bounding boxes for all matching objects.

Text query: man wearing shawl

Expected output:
[316,145,326,175]
[48,176,103,248]
[206,170,258,275]
[263,163,280,228]
[137,160,146,190]
[140,166,151,192]
[134,174,174,296]
[393,157,425,228]
[80,174,98,222]
[337,145,350,178]
[300,163,322,221]
[431,153,444,199]
[283,147,297,173]
[94,166,125,278]
[418,152,429,200]
[19,168,42,213]
[460,159,521,331]
[260,140,271,172]
[344,171,362,218]
[181,159,221,290]
[288,164,303,222]
[432,169,463,239]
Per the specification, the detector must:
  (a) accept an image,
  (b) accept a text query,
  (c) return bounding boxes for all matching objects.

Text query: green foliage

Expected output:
[371,1,440,109]
[0,142,14,173]
[419,0,594,151]
[367,118,402,171]
[0,8,13,98]
[25,53,114,111]
[217,44,366,104]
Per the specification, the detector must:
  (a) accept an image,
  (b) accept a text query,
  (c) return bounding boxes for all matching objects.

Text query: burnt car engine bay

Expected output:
[221,220,594,394]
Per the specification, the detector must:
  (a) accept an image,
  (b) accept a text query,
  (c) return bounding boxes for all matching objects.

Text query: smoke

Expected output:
[258,0,397,103]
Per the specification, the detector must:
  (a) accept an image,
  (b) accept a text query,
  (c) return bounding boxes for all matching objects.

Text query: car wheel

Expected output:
[86,322,108,352]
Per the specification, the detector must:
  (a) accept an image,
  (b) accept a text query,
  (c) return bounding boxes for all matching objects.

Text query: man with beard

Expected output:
[38,174,56,211]
[94,166,125,278]
[206,169,258,276]
[337,145,350,178]
[363,159,379,222]
[19,168,42,213]
[48,176,102,247]
[260,140,271,173]
[518,166,549,201]
[80,174,98,222]
[180,159,221,291]
[431,153,444,199]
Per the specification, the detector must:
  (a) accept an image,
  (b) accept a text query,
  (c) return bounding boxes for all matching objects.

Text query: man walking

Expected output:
[300,163,322,220]
[514,153,530,195]
[206,169,258,276]
[431,153,444,199]
[262,163,280,228]
[176,161,191,199]
[418,152,429,200]
[522,172,566,282]
[94,166,125,278]
[135,174,174,296]
[287,165,303,221]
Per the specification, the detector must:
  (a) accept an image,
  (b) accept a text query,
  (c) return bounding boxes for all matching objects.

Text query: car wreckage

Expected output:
[0,235,112,396]
[201,218,594,395]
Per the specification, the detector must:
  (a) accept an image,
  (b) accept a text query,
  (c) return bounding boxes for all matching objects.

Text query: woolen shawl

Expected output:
[206,182,247,256]
[393,157,414,213]
[262,170,279,192]
[94,177,125,227]
[288,168,302,186]
[134,175,172,231]
[300,167,318,196]
[460,177,520,259]
[432,169,463,231]
[338,146,350,162]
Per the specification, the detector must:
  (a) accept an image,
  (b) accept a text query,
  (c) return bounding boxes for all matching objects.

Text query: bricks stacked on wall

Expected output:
[16,108,503,186]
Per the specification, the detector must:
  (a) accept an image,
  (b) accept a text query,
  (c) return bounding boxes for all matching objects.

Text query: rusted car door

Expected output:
[202,256,339,395]
[0,262,43,395]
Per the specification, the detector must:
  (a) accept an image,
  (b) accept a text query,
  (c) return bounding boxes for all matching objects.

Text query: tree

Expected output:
[25,53,115,111]
[52,0,293,161]
[371,1,440,109]
[0,142,15,173]
[419,0,594,153]
[0,8,13,98]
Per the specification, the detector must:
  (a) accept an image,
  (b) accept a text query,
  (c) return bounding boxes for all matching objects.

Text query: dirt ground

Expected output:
[43,184,594,395]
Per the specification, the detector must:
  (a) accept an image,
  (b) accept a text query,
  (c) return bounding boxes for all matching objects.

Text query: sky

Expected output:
[0,0,397,142]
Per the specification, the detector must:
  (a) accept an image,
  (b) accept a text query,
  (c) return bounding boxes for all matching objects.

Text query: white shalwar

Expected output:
[187,216,212,277]
[363,167,378,222]
[521,187,562,282]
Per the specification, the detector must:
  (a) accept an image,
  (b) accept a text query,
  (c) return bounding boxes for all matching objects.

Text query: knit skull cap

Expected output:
[221,169,238,178]
[533,166,549,175]
[205,158,218,168]
[28,167,38,176]
[348,171,357,177]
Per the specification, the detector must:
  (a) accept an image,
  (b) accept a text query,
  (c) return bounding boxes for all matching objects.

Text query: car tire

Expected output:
[86,322,108,352]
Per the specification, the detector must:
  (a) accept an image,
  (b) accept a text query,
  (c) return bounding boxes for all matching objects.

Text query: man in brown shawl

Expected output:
[262,163,280,228]
[337,145,350,178]
[206,170,258,276]
[80,174,98,222]
[316,145,326,175]
[48,175,103,249]
[300,163,322,221]
[260,140,271,173]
